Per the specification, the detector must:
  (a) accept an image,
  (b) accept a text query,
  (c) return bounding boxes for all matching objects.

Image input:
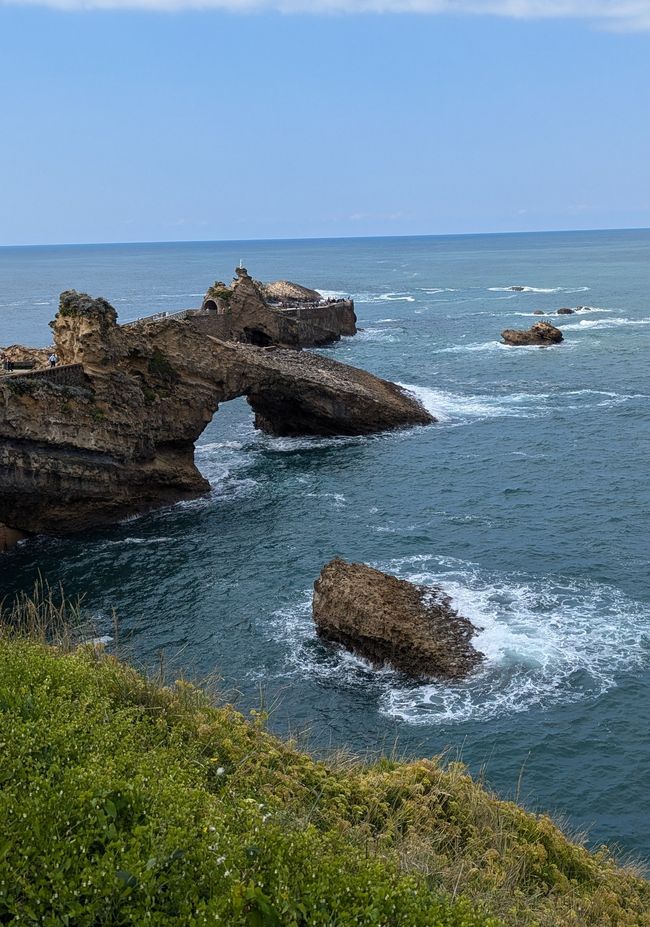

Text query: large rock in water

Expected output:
[313,558,484,680]
[200,268,356,348]
[501,321,564,346]
[0,293,432,537]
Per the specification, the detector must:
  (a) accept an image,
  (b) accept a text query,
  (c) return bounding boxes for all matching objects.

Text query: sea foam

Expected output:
[266,556,650,726]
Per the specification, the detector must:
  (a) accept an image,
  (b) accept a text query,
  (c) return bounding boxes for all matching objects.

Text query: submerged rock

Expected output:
[501,321,564,346]
[312,558,484,680]
[509,286,526,292]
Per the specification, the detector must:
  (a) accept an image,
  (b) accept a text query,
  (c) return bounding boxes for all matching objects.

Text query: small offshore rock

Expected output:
[501,321,564,346]
[312,558,484,680]
[557,307,575,315]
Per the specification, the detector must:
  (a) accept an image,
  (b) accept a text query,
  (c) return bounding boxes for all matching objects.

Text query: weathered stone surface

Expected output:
[501,321,564,346]
[1,344,51,369]
[260,280,322,304]
[0,293,432,537]
[199,268,356,348]
[312,558,484,680]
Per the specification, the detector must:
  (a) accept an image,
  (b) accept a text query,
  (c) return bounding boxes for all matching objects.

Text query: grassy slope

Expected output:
[1,640,649,926]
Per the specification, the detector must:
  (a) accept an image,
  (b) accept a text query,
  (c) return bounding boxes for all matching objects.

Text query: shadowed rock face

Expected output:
[0,292,432,537]
[501,321,564,346]
[313,558,484,680]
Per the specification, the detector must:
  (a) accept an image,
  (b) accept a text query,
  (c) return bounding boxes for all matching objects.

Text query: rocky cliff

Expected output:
[0,291,432,537]
[200,267,356,347]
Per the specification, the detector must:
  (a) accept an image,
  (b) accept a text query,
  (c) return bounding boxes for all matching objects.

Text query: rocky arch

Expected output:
[0,292,433,538]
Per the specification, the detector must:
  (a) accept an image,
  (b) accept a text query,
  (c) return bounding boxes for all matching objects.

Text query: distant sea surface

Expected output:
[2,231,650,860]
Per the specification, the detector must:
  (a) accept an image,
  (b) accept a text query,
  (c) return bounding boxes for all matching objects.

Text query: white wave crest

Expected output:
[559,317,650,330]
[265,557,650,727]
[514,306,613,318]
[419,287,458,294]
[488,285,591,294]
[379,293,415,302]
[317,289,348,300]
[356,328,401,342]
[398,383,544,422]
[433,341,506,354]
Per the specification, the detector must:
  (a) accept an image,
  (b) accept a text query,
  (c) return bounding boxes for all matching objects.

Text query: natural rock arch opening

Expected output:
[0,290,432,538]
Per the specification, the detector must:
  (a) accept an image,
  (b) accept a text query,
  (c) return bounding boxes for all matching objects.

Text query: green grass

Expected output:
[0,596,649,926]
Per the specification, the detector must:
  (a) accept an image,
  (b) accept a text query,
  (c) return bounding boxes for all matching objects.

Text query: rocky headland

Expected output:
[200,267,356,347]
[313,558,484,679]
[0,284,432,539]
[501,321,564,346]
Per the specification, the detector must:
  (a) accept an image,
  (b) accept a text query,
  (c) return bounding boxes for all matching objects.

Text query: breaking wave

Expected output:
[398,384,546,422]
[559,317,650,330]
[265,556,650,726]
[488,286,591,294]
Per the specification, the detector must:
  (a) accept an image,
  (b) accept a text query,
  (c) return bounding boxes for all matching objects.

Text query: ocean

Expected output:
[1,230,649,861]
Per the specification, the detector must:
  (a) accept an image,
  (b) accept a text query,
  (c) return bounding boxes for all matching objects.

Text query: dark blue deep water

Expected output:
[2,231,649,860]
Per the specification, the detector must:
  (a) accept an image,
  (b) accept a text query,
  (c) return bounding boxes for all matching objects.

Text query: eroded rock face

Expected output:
[501,321,564,346]
[199,268,356,348]
[313,558,484,680]
[0,293,432,536]
[0,345,51,369]
[260,280,322,304]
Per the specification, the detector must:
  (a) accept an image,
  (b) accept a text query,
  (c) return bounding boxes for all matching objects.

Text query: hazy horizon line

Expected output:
[1,224,650,250]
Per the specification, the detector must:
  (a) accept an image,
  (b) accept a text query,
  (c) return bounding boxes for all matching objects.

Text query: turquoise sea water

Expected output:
[1,230,650,860]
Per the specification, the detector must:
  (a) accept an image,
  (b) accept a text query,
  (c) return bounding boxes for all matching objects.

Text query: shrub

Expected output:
[147,350,179,386]
[0,641,496,927]
[0,591,649,927]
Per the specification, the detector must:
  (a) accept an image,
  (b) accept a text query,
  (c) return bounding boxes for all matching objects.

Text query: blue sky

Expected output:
[1,1,649,244]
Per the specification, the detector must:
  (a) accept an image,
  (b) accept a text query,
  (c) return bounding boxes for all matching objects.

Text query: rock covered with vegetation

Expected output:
[313,558,484,679]
[1,622,649,926]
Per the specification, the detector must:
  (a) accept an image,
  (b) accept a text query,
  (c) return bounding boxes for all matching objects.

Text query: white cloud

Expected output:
[2,0,650,29]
